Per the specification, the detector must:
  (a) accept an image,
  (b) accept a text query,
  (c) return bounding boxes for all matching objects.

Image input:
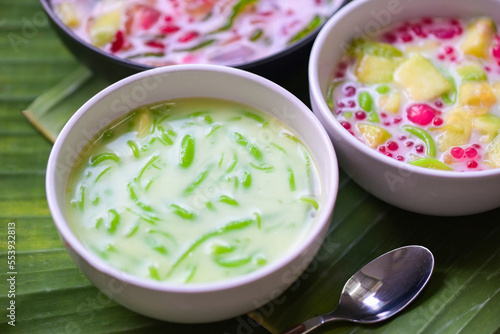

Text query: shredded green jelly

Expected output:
[66,98,321,284]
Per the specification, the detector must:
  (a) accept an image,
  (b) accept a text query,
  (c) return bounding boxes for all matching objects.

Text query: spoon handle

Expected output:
[279,316,326,334]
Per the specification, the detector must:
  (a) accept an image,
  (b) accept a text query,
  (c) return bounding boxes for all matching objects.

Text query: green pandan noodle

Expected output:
[66,97,321,284]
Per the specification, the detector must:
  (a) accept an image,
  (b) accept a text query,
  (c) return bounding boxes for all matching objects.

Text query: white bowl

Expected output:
[309,0,500,216]
[46,64,338,323]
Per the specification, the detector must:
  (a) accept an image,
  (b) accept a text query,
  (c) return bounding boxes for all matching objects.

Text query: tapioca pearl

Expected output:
[378,146,387,153]
[343,85,357,97]
[465,147,478,158]
[451,147,465,159]
[348,130,355,136]
[393,117,402,124]
[444,46,454,54]
[337,101,346,108]
[396,155,405,161]
[340,121,351,130]
[347,100,356,108]
[432,117,444,126]
[492,45,500,59]
[405,140,414,147]
[387,141,399,151]
[431,28,456,39]
[383,121,391,126]
[381,112,388,118]
[335,109,343,115]
[435,100,444,108]
[335,71,345,78]
[438,54,446,60]
[338,62,348,70]
[415,144,425,153]
[450,18,460,25]
[472,143,481,149]
[400,33,413,43]
[385,152,393,158]
[485,66,492,72]
[355,111,366,120]
[398,135,407,141]
[384,32,397,43]
[411,24,424,36]
[467,160,478,169]
[422,17,433,25]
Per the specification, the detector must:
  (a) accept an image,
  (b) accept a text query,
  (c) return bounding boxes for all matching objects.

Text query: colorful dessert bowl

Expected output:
[309,0,500,216]
[46,64,338,323]
[39,0,346,83]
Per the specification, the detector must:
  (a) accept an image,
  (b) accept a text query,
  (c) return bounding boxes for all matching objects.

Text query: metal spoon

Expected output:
[280,245,434,334]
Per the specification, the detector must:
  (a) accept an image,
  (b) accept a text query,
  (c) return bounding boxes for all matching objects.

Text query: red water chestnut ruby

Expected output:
[406,104,438,126]
[465,147,478,158]
[110,30,125,53]
[451,147,465,159]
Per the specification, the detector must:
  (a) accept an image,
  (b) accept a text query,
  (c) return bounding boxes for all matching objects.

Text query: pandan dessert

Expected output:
[328,16,500,171]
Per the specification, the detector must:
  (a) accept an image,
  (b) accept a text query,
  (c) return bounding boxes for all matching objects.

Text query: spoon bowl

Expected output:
[281,245,434,333]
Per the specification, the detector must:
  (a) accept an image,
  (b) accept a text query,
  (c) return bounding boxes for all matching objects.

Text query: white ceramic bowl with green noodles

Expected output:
[46,64,338,323]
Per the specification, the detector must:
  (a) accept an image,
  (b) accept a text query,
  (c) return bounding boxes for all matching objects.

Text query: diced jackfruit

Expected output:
[90,9,123,47]
[378,92,401,114]
[355,54,401,84]
[357,123,392,148]
[394,53,452,101]
[461,17,496,59]
[436,108,474,152]
[458,82,497,114]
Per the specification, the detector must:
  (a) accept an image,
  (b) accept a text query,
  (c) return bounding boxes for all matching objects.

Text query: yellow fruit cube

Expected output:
[436,108,474,152]
[355,54,401,84]
[378,92,401,114]
[461,17,496,59]
[492,82,500,98]
[90,9,123,47]
[486,134,500,167]
[357,123,392,148]
[458,82,497,115]
[474,114,500,143]
[394,53,452,101]
[55,2,80,28]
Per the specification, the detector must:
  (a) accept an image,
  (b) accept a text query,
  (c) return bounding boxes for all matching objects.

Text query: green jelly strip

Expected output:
[184,169,210,196]
[95,166,111,183]
[127,52,164,60]
[402,125,437,157]
[126,208,159,225]
[149,229,176,242]
[207,124,221,137]
[90,153,120,166]
[157,126,174,145]
[149,266,162,281]
[173,39,216,52]
[326,80,343,110]
[300,196,319,210]
[249,28,263,41]
[137,155,160,181]
[347,38,403,58]
[108,209,120,234]
[225,153,238,173]
[270,142,287,154]
[125,223,139,237]
[189,111,213,124]
[184,265,198,283]
[211,244,236,255]
[179,135,195,168]
[408,157,453,171]
[72,185,85,210]
[288,15,322,45]
[214,0,258,32]
[254,212,262,229]
[250,162,274,172]
[288,167,296,191]
[441,75,457,105]
[168,216,257,275]
[376,85,390,94]
[218,195,239,206]
[215,255,253,268]
[233,132,263,161]
[127,140,140,158]
[241,171,252,188]
[127,182,154,212]
[243,111,266,124]
[169,203,196,220]
[359,92,379,123]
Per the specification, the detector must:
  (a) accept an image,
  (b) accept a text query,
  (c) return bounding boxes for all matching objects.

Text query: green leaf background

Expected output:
[1,1,500,333]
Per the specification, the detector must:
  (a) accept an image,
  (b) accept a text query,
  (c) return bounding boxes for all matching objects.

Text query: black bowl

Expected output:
[40,0,347,92]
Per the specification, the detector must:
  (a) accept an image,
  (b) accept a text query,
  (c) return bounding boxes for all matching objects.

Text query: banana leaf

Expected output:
[1,1,500,334]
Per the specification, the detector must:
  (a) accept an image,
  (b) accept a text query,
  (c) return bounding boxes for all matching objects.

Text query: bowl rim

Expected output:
[40,0,348,72]
[309,0,500,180]
[46,63,339,293]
